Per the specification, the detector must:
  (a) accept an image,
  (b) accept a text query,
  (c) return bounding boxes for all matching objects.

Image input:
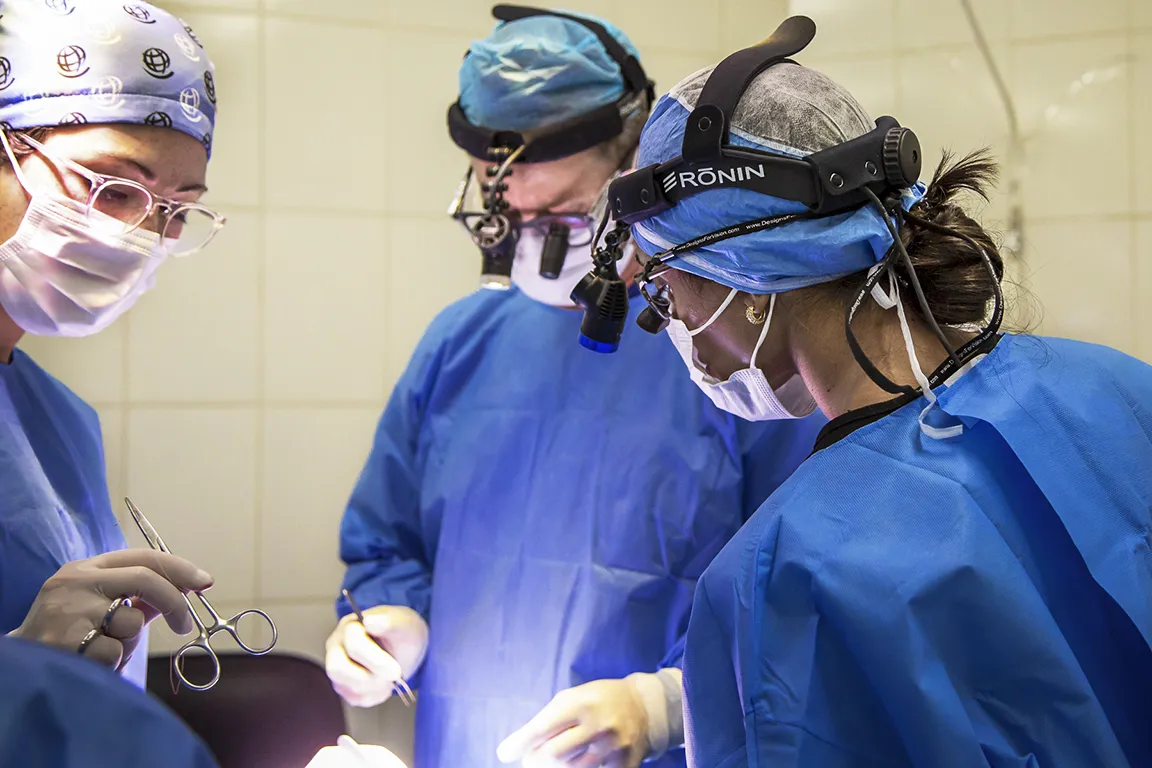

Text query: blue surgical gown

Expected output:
[0,349,146,685]
[684,335,1152,767]
[0,636,217,767]
[337,289,823,768]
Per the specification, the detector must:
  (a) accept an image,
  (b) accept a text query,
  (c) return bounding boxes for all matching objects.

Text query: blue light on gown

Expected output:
[337,289,824,768]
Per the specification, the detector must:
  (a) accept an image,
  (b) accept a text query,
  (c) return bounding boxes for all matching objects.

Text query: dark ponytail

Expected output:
[895,149,1004,326]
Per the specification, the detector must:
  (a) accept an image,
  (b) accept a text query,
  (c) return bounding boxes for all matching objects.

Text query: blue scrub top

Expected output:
[0,636,217,767]
[684,335,1152,767]
[338,289,823,768]
[0,350,139,674]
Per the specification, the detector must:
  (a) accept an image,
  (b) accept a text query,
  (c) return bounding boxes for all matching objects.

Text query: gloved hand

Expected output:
[305,736,407,768]
[497,669,684,768]
[8,549,214,669]
[325,604,429,708]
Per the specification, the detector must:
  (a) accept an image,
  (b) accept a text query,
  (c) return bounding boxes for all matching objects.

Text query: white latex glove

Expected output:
[305,736,407,768]
[497,670,684,768]
[8,549,213,669]
[325,604,429,708]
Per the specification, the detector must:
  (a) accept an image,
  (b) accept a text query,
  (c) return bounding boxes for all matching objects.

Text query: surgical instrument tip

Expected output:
[342,589,416,707]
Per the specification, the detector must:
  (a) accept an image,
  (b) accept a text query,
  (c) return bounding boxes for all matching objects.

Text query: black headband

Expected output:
[607,16,922,224]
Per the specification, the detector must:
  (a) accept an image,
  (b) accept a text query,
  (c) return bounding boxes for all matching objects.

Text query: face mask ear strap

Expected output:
[749,293,775,368]
[0,131,34,195]
[689,287,739,336]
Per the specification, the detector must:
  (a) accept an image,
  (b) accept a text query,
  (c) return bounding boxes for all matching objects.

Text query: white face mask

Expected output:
[0,133,167,337]
[666,288,816,421]
[510,227,597,307]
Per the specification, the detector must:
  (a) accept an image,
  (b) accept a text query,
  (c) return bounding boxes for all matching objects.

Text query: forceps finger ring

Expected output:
[174,638,222,692]
[124,497,278,692]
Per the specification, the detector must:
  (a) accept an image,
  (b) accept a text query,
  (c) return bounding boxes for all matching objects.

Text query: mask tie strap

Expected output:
[889,271,964,440]
[688,287,739,337]
[869,263,898,310]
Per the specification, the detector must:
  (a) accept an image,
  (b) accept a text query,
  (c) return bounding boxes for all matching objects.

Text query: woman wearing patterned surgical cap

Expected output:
[0,0,225,686]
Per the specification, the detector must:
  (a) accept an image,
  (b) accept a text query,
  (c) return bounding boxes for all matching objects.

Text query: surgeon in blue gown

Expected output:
[324,10,823,768]
[0,0,221,692]
[0,637,217,767]
[622,40,1152,768]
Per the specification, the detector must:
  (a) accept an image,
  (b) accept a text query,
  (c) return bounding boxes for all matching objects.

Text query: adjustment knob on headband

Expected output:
[882,127,922,189]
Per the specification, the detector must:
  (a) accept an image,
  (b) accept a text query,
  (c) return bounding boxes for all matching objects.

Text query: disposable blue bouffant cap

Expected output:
[459,10,641,133]
[631,62,927,295]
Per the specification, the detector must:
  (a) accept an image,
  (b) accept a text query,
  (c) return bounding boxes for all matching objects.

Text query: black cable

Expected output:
[843,253,917,396]
[590,209,612,266]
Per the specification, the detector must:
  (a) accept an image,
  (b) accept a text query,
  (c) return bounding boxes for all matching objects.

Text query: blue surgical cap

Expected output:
[632,63,926,295]
[0,0,218,156]
[458,11,640,133]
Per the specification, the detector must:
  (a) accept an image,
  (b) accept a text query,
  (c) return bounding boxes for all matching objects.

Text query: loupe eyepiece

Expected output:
[472,213,517,290]
[480,252,513,289]
[636,306,669,334]
[540,222,570,279]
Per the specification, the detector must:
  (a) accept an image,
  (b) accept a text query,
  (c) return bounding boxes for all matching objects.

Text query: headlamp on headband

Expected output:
[575,15,925,352]
[447,4,655,290]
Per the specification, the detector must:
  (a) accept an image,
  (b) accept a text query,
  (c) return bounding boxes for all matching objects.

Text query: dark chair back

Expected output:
[148,652,346,768]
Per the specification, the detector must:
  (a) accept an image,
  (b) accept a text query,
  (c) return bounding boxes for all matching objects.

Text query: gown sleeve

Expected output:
[0,637,218,768]
[336,308,461,623]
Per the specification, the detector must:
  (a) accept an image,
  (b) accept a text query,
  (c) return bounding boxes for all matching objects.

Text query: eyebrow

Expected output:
[79,152,209,194]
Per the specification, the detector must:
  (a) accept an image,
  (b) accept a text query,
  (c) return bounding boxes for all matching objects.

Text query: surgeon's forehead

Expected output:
[467,153,594,210]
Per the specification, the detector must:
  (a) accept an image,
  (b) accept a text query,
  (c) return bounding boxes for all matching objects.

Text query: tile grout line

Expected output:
[120,292,131,506]
[253,0,268,605]
[159,2,754,55]
[87,400,387,410]
[891,0,900,119]
[382,206,392,403]
[380,17,392,407]
[1129,8,1141,357]
[154,2,1152,47]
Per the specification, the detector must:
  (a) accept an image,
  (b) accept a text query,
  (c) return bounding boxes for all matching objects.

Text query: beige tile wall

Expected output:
[19,0,785,759]
[793,0,1152,360]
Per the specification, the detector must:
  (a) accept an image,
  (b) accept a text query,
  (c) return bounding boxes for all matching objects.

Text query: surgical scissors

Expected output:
[341,589,416,707]
[125,497,277,691]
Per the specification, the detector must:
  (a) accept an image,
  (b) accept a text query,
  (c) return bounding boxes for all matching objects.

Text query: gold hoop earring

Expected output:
[746,305,767,325]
